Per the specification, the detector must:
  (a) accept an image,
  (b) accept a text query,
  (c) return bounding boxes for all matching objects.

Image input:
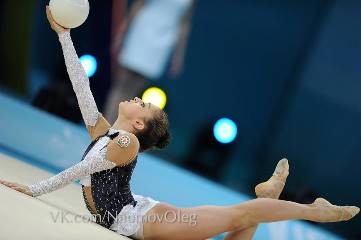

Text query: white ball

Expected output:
[49,0,90,29]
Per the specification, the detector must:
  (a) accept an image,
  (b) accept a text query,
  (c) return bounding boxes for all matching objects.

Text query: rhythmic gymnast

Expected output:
[0,7,359,240]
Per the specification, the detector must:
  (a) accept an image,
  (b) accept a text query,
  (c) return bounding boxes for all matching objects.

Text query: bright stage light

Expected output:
[80,54,97,77]
[213,118,237,144]
[142,87,167,109]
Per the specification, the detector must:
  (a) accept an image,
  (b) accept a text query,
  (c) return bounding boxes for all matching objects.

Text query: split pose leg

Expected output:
[224,158,289,240]
[141,160,359,240]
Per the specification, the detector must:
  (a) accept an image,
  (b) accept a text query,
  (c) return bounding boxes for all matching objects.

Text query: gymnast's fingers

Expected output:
[12,186,25,192]
[46,6,58,30]
[16,186,33,196]
[45,5,68,33]
[45,6,54,25]
[0,180,16,187]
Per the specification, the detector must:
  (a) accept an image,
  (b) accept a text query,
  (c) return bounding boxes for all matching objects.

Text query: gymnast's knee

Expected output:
[228,206,256,231]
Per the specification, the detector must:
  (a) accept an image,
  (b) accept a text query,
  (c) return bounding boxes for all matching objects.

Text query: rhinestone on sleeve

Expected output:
[58,31,99,126]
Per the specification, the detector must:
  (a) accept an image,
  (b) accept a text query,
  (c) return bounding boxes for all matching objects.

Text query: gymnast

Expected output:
[0,7,358,240]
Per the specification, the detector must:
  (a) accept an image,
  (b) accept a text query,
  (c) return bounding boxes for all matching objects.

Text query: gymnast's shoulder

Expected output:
[106,131,140,167]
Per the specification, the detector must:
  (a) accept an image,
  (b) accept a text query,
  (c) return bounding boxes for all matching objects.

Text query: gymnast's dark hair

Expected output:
[135,109,170,152]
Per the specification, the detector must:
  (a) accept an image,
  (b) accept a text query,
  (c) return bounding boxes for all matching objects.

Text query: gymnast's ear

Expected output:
[132,119,145,131]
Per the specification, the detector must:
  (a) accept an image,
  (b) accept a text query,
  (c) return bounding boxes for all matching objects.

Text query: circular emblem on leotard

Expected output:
[117,134,131,148]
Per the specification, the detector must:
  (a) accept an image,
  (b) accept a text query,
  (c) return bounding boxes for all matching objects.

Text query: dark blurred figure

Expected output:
[0,1,36,94]
[32,64,82,123]
[282,187,319,204]
[104,0,197,122]
[183,120,235,180]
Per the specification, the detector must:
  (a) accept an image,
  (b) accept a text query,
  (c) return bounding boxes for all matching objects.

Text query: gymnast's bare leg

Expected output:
[224,158,289,240]
[140,160,359,240]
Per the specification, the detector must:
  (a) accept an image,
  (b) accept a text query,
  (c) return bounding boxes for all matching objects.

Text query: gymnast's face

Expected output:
[118,97,159,131]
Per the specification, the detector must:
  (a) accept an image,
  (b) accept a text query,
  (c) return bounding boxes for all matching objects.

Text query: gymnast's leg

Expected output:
[224,158,289,240]
[141,197,359,240]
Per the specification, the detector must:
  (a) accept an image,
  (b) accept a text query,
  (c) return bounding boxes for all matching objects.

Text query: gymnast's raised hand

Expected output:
[46,6,69,34]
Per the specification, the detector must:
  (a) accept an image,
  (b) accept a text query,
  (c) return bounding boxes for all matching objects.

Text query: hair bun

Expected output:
[156,131,171,149]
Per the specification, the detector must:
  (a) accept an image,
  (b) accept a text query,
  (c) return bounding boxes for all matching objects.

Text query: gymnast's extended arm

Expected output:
[46,6,110,139]
[58,31,99,127]
[28,148,116,197]
[27,131,138,197]
[0,131,139,197]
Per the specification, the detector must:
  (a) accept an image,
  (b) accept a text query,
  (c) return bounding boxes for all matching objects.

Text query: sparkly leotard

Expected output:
[80,129,138,228]
[28,31,138,229]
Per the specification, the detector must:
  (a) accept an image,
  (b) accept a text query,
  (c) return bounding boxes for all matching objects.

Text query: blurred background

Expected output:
[0,0,360,239]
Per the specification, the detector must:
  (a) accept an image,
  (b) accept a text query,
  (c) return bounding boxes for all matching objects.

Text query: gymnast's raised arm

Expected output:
[46,6,110,140]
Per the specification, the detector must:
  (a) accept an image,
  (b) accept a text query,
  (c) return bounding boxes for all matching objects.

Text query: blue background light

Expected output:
[213,118,238,144]
[80,54,97,77]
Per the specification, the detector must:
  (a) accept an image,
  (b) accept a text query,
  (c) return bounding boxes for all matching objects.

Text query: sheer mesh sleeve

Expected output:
[58,31,99,126]
[28,148,116,197]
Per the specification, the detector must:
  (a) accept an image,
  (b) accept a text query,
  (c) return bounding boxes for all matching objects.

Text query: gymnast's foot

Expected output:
[310,198,360,222]
[255,158,289,199]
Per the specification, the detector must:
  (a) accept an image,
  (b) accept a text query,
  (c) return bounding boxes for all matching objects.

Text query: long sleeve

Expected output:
[58,31,99,127]
[29,147,116,197]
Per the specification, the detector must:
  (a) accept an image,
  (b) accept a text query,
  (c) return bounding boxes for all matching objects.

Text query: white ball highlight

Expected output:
[49,0,90,28]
